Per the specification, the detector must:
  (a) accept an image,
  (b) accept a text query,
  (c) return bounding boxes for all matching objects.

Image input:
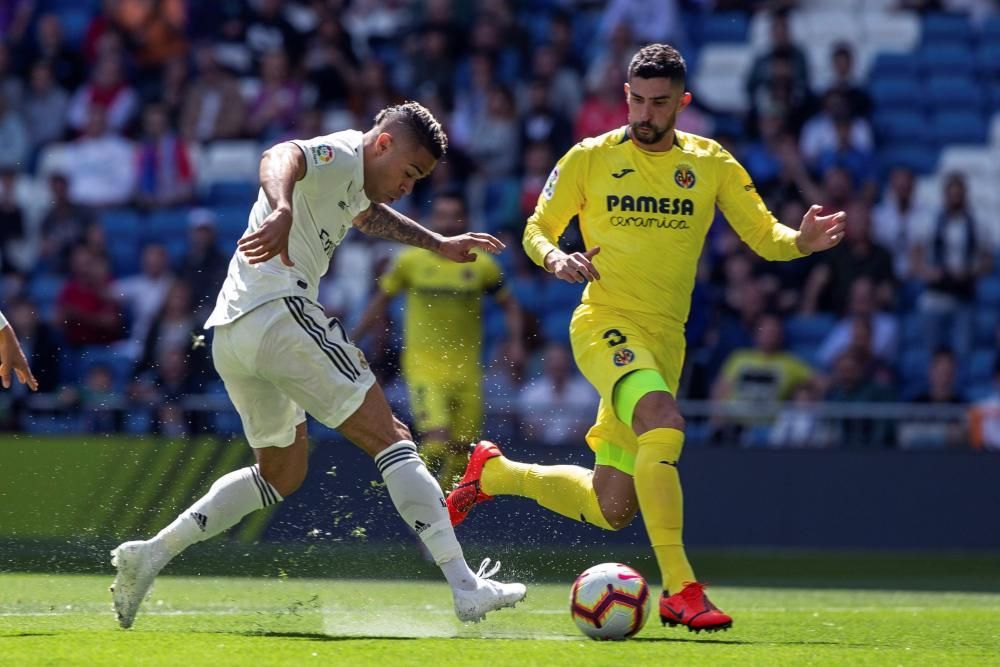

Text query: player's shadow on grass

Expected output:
[243,632,861,646]
[4,632,57,638]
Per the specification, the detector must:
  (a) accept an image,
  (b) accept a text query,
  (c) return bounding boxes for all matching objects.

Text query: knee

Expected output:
[259,461,307,497]
[633,393,685,435]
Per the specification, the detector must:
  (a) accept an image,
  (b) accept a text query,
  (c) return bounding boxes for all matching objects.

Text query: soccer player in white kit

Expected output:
[110,102,526,628]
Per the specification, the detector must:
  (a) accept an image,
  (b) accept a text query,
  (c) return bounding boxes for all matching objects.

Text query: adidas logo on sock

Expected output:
[414,520,431,534]
[190,512,208,531]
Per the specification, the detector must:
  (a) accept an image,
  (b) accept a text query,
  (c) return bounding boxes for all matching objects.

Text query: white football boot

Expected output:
[110,540,164,629]
[452,558,527,623]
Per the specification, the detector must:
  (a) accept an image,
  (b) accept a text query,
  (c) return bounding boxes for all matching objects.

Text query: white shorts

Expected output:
[212,297,376,448]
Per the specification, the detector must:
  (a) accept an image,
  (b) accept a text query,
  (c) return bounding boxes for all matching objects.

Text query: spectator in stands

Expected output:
[518,343,597,446]
[769,382,836,448]
[178,209,227,318]
[912,172,992,358]
[899,348,967,449]
[574,62,628,143]
[20,13,84,92]
[352,57,405,127]
[304,13,361,110]
[451,51,497,151]
[529,44,583,121]
[814,115,877,202]
[6,298,60,394]
[801,202,895,315]
[180,45,246,143]
[0,41,23,112]
[55,245,123,347]
[0,91,28,171]
[23,60,69,154]
[714,312,814,408]
[519,141,555,219]
[585,22,642,100]
[0,169,25,274]
[78,363,123,433]
[39,173,95,274]
[246,50,303,143]
[816,276,899,370]
[746,10,811,131]
[113,243,174,361]
[466,83,520,179]
[157,55,189,121]
[519,78,572,156]
[135,280,204,377]
[245,0,305,67]
[872,166,921,280]
[800,91,874,169]
[134,103,194,209]
[970,357,1000,451]
[824,42,872,119]
[131,345,202,437]
[401,24,454,103]
[67,53,137,133]
[61,108,135,208]
[824,347,895,448]
[754,199,814,313]
[741,113,796,199]
[597,0,681,48]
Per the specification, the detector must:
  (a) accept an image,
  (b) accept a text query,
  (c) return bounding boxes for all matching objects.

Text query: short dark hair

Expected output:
[628,43,686,85]
[374,101,448,160]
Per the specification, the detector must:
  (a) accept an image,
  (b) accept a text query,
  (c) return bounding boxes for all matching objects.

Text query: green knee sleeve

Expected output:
[612,369,672,428]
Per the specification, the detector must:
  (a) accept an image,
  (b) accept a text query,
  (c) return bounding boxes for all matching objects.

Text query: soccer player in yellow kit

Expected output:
[446,44,846,633]
[354,192,523,487]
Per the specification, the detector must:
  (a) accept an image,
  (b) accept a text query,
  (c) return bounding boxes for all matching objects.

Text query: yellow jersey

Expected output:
[380,248,505,377]
[523,127,806,326]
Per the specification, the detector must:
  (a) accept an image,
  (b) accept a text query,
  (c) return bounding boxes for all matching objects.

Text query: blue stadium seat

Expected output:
[968,348,997,385]
[982,14,1000,42]
[898,345,931,387]
[900,312,925,346]
[869,53,920,80]
[879,145,939,175]
[214,205,251,240]
[918,42,976,75]
[100,209,142,237]
[926,76,984,110]
[482,178,520,233]
[784,314,836,347]
[108,236,141,277]
[27,274,65,307]
[58,9,93,47]
[701,12,749,43]
[869,77,921,109]
[147,209,189,243]
[977,276,1000,307]
[208,181,259,206]
[974,309,999,345]
[930,110,987,144]
[541,310,574,344]
[78,346,134,390]
[873,109,926,144]
[922,12,974,43]
[541,278,585,313]
[976,43,1000,77]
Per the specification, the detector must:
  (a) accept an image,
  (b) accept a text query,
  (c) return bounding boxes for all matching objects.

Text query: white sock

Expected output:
[375,440,478,591]
[148,465,282,568]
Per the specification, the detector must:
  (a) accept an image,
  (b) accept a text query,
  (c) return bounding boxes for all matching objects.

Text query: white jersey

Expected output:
[205,130,371,328]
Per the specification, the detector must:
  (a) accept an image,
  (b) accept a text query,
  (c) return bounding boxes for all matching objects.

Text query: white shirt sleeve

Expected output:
[290,134,358,199]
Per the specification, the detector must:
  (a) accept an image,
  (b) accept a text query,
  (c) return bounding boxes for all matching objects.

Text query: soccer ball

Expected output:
[569,562,651,640]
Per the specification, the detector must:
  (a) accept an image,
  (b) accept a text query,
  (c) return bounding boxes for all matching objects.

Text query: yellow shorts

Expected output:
[569,303,686,468]
[405,371,483,442]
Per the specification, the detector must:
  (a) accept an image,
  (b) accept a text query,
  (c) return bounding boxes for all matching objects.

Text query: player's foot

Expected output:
[659,582,732,633]
[110,540,164,629]
[445,440,502,526]
[452,558,527,623]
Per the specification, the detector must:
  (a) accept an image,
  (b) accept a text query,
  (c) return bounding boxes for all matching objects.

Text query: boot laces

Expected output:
[475,557,502,580]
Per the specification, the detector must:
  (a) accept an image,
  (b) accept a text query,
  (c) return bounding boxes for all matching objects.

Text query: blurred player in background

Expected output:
[110,102,525,629]
[447,44,847,633]
[353,191,523,487]
[0,308,38,391]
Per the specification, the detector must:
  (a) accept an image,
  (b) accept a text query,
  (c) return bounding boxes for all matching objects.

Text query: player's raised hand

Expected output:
[238,206,295,266]
[0,329,38,391]
[438,232,506,263]
[546,247,601,283]
[796,205,847,253]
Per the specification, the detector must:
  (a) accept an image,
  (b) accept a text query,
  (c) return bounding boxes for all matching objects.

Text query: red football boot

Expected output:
[445,441,502,526]
[659,582,733,633]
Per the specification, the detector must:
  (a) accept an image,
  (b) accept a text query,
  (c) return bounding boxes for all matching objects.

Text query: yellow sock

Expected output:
[481,457,613,530]
[635,428,695,594]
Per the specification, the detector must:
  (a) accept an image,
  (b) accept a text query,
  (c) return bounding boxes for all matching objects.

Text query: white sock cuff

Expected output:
[375,440,420,479]
[248,465,283,507]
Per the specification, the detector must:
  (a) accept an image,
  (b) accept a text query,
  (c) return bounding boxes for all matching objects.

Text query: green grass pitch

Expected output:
[1,573,998,666]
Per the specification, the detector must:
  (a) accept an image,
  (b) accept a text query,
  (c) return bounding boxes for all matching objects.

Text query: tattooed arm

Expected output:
[352,203,442,251]
[353,204,506,263]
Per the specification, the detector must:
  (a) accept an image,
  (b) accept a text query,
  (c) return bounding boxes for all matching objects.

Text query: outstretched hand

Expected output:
[438,233,506,263]
[797,205,847,254]
[545,247,601,283]
[238,207,295,266]
[0,330,38,391]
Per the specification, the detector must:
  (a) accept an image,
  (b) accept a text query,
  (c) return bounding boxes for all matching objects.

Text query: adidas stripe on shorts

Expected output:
[212,296,375,448]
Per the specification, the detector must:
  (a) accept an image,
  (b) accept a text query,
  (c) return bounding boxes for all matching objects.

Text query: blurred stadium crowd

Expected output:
[0,0,998,450]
